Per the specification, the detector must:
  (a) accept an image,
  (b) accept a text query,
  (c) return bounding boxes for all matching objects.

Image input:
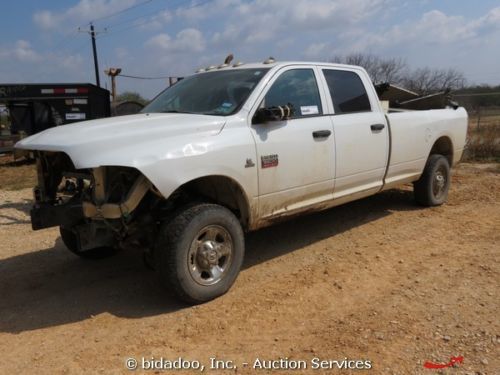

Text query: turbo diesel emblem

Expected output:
[261,154,279,168]
[245,158,255,168]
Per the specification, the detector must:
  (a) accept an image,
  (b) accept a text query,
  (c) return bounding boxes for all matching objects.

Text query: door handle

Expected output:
[312,130,331,138]
[370,124,385,131]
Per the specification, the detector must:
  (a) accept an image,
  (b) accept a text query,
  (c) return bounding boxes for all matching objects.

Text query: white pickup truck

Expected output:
[15,60,468,303]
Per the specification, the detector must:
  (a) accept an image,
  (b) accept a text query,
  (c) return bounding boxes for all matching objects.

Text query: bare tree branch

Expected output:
[331,53,466,94]
[331,53,407,85]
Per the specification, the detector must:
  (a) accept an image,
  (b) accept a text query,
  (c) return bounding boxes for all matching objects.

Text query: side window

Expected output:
[263,69,322,118]
[322,69,371,114]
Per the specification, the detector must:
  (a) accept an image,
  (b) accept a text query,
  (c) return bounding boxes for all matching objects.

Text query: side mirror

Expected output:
[253,104,294,124]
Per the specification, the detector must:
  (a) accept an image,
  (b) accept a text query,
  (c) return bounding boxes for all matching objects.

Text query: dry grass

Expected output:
[0,155,36,191]
[463,119,500,162]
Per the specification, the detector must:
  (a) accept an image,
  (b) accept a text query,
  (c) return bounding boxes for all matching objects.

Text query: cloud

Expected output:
[304,42,329,59]
[14,40,41,62]
[53,53,85,71]
[180,0,388,27]
[0,40,41,62]
[146,28,205,53]
[0,39,84,79]
[201,0,392,52]
[176,0,241,22]
[351,6,500,50]
[33,0,138,30]
[33,10,54,30]
[136,10,173,31]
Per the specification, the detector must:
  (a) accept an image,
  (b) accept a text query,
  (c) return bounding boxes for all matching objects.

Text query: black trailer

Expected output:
[0,83,110,153]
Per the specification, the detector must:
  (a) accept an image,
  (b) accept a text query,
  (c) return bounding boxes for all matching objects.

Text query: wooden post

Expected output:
[476,107,481,130]
[104,68,122,102]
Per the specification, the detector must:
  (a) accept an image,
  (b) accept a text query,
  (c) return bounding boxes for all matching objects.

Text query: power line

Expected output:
[97,0,214,39]
[51,0,156,49]
[102,0,179,30]
[86,0,156,25]
[120,74,172,80]
[46,0,213,84]
[44,0,191,66]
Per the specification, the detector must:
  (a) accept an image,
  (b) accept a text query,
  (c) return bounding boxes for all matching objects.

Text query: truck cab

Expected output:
[247,63,390,220]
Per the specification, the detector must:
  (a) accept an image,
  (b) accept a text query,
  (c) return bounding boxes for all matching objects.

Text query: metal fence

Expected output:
[464,107,500,161]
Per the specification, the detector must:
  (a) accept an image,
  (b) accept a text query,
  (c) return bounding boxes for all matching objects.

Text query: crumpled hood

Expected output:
[15,113,226,169]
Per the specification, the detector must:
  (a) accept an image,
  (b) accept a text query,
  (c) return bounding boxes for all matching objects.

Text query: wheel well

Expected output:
[174,176,251,229]
[429,136,453,165]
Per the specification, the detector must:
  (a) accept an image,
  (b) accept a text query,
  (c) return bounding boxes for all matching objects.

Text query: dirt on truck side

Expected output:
[0,161,498,374]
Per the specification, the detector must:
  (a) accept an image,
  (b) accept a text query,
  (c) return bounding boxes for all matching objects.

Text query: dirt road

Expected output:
[0,163,498,374]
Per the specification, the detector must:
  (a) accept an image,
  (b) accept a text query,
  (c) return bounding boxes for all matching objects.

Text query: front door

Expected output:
[249,67,335,218]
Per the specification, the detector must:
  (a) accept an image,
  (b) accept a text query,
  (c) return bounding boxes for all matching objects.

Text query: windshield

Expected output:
[142,68,270,116]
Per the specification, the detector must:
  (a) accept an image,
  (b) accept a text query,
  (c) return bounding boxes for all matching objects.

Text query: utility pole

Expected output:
[104,68,122,102]
[79,23,105,87]
[90,24,100,87]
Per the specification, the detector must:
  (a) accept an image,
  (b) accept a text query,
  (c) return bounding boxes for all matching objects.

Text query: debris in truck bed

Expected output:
[375,82,453,110]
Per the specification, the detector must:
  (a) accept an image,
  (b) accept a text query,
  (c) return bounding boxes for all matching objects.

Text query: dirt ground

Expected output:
[0,162,498,374]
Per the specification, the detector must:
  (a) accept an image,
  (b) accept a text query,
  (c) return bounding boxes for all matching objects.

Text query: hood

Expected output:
[15,113,226,168]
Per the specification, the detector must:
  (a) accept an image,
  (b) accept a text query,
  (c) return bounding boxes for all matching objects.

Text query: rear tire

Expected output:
[59,226,117,260]
[154,203,245,304]
[413,154,451,206]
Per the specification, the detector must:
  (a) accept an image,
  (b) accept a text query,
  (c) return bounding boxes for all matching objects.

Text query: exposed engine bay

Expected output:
[31,151,166,253]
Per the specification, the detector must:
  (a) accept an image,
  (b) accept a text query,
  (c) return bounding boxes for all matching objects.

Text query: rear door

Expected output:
[320,68,389,198]
[249,66,335,218]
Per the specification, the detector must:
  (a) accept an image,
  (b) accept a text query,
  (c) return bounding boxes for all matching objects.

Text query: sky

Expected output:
[0,0,499,99]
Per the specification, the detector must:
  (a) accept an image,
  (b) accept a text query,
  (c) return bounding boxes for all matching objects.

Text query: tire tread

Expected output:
[414,154,450,206]
[154,203,243,304]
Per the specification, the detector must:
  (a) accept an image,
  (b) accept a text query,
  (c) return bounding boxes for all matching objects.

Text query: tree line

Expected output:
[331,53,467,95]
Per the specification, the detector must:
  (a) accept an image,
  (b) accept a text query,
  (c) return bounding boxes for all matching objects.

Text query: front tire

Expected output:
[154,203,245,304]
[413,154,451,206]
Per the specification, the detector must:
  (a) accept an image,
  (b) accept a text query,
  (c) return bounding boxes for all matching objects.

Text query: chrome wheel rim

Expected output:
[187,225,233,286]
[432,166,447,199]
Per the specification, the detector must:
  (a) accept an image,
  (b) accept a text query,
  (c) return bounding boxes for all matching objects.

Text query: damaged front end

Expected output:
[31,151,158,252]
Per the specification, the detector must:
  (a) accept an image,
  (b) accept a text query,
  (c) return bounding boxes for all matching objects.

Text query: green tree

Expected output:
[115,91,148,105]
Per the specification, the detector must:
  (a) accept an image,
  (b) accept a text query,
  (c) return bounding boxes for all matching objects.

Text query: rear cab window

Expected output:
[322,69,371,114]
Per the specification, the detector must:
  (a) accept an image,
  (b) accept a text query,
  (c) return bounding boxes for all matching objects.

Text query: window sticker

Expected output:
[300,105,319,115]
[221,102,233,108]
[65,113,86,120]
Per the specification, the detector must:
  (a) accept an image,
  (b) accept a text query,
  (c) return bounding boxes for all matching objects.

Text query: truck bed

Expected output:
[384,107,468,188]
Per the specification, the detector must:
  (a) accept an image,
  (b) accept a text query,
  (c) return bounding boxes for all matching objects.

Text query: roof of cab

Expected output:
[195,61,364,73]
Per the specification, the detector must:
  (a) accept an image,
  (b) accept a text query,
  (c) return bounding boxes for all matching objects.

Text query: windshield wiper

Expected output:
[162,110,194,114]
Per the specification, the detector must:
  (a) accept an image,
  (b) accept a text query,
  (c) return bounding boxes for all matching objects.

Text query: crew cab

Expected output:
[15,60,468,303]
